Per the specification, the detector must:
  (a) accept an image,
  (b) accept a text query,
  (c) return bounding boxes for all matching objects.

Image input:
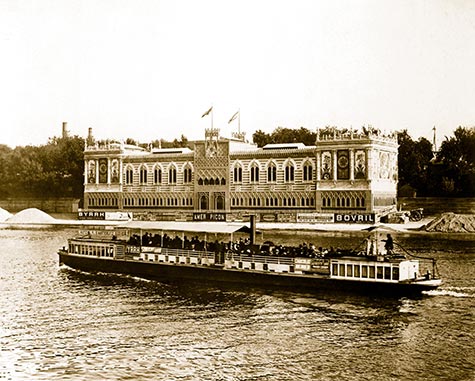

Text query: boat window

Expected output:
[346,264,353,277]
[339,264,345,276]
[354,265,360,277]
[392,267,399,281]
[369,266,375,279]
[361,265,368,278]
[377,266,384,279]
[384,267,391,280]
[332,263,338,276]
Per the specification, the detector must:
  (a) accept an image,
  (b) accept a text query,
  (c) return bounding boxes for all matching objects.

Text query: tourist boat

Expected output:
[58,219,442,296]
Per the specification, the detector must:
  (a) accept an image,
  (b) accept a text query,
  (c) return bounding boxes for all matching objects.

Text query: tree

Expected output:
[252,130,272,147]
[397,130,434,196]
[252,127,317,147]
[436,126,475,196]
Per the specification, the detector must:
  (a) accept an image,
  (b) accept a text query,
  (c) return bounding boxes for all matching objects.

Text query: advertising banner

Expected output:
[193,212,226,221]
[78,211,133,221]
[334,213,376,223]
[297,213,335,224]
[78,211,105,220]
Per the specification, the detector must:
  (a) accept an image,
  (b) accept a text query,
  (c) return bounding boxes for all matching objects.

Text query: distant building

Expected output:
[83,126,398,223]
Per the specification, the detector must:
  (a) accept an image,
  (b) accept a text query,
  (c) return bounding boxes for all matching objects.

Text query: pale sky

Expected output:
[1,0,474,148]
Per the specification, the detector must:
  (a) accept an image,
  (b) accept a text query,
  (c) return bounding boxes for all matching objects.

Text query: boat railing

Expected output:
[160,247,215,259]
[127,245,214,259]
[225,252,295,266]
[393,242,439,280]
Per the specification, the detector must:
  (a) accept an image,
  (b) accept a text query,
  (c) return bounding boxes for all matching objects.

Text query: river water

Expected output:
[0,227,474,381]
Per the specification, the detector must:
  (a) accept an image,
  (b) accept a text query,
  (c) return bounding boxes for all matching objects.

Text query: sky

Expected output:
[0,0,474,149]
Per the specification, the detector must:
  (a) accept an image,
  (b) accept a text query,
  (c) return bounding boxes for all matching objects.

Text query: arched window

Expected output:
[125,167,134,185]
[168,166,177,184]
[184,166,192,183]
[234,165,242,183]
[221,178,226,185]
[250,164,259,182]
[285,163,295,182]
[267,163,277,182]
[303,162,313,181]
[216,195,225,210]
[154,167,162,184]
[200,195,208,210]
[139,166,147,185]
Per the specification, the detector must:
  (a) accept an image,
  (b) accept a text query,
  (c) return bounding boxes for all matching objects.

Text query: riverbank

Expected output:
[0,207,425,231]
[1,208,474,236]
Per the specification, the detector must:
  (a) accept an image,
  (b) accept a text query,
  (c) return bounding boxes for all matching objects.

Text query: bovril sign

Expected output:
[334,213,376,223]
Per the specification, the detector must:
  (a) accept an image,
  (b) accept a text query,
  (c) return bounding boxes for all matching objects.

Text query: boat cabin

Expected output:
[329,257,420,283]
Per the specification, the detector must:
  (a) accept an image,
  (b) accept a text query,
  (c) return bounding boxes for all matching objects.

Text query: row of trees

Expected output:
[0,136,84,199]
[0,127,472,199]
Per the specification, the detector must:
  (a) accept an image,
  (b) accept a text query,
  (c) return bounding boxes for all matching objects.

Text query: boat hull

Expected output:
[58,252,440,297]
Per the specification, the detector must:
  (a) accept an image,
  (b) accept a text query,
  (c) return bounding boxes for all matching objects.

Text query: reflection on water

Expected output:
[0,228,474,381]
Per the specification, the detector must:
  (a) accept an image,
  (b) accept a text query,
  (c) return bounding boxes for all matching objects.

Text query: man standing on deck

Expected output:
[383,234,394,254]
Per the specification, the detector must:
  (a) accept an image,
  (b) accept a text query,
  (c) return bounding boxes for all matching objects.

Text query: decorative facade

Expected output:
[83,127,398,222]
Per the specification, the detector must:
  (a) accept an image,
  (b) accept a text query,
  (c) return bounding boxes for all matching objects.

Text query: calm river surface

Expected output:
[0,228,474,381]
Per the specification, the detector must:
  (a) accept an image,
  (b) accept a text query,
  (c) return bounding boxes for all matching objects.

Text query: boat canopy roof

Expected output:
[119,220,253,234]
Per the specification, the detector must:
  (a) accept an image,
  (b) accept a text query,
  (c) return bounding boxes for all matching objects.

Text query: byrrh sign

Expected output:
[334,213,376,223]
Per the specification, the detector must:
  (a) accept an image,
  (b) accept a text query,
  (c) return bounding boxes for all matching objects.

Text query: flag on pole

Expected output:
[201,106,213,118]
[228,110,239,124]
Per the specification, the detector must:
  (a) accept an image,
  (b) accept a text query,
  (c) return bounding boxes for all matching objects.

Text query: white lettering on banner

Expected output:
[334,213,375,223]
[297,213,335,223]
[105,212,133,221]
[78,229,130,238]
[78,211,105,220]
[78,210,133,221]
[193,213,226,221]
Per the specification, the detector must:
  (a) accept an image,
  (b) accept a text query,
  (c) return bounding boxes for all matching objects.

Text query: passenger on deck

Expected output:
[383,234,394,254]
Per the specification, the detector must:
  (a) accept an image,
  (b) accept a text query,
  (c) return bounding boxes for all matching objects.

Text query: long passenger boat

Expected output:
[58,220,442,296]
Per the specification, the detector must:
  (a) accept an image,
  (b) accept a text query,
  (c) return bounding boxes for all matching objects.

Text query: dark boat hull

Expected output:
[59,252,439,297]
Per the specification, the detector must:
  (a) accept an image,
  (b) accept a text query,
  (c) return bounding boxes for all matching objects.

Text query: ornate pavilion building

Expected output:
[82,127,398,223]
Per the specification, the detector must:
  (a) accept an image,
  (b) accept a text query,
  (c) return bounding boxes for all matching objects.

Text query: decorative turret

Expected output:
[86,127,94,146]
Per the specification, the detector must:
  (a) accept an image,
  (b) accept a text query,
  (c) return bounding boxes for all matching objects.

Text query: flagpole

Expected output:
[238,108,240,134]
[211,107,214,129]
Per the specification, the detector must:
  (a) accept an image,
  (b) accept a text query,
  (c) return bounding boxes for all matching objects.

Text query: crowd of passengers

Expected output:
[125,232,352,258]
